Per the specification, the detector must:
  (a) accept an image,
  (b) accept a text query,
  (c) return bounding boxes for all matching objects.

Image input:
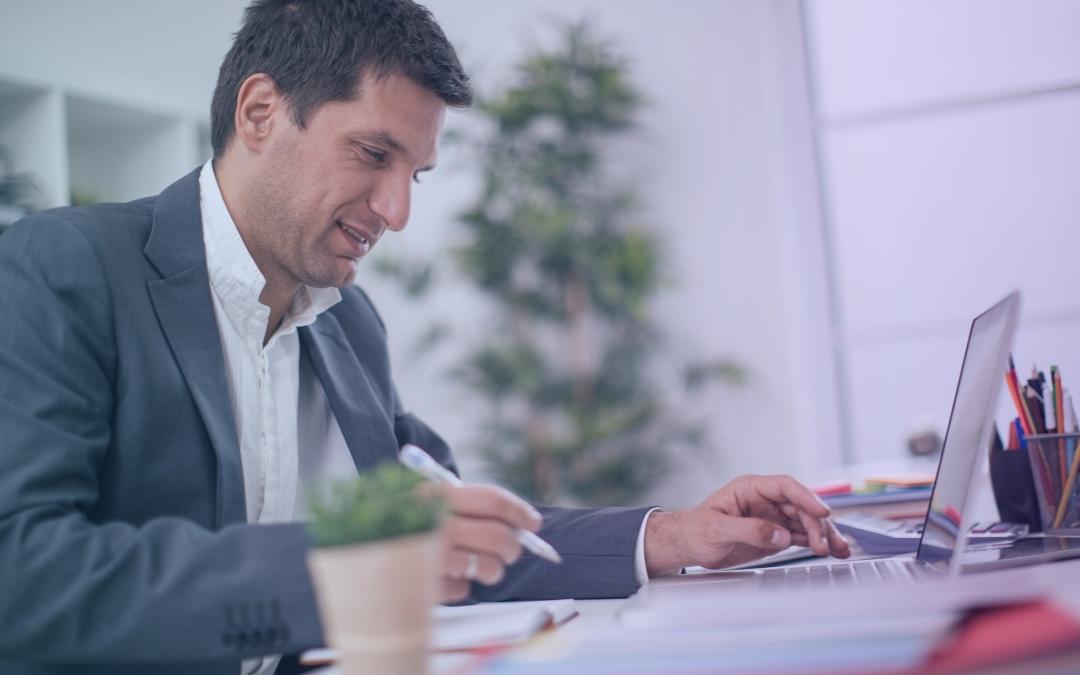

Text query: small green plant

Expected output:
[306,463,444,548]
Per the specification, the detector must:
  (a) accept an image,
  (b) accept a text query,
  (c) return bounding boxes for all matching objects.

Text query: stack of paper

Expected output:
[432,599,576,651]
[301,599,576,664]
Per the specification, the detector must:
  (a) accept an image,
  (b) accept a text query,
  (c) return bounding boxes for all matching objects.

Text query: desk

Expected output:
[311,599,624,675]
[315,557,1080,673]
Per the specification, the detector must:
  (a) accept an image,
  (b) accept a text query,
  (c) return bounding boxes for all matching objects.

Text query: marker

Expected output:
[399,444,562,564]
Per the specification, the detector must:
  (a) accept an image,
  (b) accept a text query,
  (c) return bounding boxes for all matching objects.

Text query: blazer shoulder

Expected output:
[4,197,156,257]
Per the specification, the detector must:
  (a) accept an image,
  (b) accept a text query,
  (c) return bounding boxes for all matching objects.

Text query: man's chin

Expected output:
[332,259,360,287]
[301,261,359,289]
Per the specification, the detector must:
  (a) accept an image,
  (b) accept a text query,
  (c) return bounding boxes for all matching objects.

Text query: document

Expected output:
[301,599,577,664]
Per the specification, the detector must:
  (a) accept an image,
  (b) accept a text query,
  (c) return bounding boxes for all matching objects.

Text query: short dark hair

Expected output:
[210,0,472,158]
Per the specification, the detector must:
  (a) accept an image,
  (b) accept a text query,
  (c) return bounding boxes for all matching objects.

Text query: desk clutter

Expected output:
[994,357,1080,531]
[471,563,1080,674]
[814,474,934,519]
[834,512,1028,555]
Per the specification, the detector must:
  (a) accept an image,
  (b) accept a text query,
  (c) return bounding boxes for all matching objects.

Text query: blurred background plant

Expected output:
[377,21,745,506]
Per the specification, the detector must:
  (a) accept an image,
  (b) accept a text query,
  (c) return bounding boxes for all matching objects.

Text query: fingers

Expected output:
[737,475,834,555]
[825,519,852,558]
[793,507,829,556]
[435,484,542,604]
[777,505,851,558]
[750,475,831,519]
[443,484,542,532]
[715,514,792,552]
[445,515,523,564]
[441,577,470,603]
[445,548,506,584]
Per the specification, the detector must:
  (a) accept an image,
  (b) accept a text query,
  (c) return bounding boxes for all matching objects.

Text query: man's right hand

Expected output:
[437,484,542,603]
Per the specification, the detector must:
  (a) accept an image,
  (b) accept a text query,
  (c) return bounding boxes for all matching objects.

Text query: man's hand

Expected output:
[437,484,542,603]
[644,474,851,577]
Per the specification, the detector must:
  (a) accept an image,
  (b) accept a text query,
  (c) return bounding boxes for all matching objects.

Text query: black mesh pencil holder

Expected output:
[989,437,1044,532]
[1022,433,1080,532]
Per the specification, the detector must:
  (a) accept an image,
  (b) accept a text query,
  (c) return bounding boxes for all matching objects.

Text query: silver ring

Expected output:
[464,552,479,580]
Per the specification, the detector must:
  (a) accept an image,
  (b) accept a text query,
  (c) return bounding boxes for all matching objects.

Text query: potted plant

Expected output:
[306,462,444,675]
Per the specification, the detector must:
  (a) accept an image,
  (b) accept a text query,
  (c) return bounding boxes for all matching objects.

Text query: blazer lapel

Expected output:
[300,316,399,472]
[144,169,246,528]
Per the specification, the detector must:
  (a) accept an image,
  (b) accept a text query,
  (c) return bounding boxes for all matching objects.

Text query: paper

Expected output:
[301,599,577,664]
[432,599,576,651]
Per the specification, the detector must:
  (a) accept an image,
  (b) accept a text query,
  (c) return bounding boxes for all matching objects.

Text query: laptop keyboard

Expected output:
[759,558,919,588]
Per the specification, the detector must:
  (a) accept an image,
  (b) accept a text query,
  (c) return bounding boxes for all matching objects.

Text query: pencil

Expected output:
[1054,367,1066,489]
[1053,435,1080,528]
[1007,356,1035,435]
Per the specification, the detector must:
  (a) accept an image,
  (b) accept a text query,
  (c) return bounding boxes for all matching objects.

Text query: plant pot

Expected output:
[307,530,442,675]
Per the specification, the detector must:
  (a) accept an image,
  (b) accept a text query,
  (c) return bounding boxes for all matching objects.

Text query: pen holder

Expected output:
[1024,433,1080,531]
[988,439,1043,532]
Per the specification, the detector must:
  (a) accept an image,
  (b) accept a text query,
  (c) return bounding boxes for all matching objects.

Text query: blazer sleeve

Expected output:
[390,394,650,601]
[0,214,323,665]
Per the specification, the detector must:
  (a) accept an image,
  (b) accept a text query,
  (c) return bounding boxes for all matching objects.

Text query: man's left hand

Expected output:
[644,474,851,577]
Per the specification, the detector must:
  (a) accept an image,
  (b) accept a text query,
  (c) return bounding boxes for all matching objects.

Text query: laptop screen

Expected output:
[915,292,1020,573]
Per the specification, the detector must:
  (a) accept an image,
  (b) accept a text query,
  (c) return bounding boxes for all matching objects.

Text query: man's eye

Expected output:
[363,147,387,164]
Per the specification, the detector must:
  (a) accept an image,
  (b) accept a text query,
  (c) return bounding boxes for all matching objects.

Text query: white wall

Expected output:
[383,1,811,505]
[0,1,809,506]
[806,0,1080,462]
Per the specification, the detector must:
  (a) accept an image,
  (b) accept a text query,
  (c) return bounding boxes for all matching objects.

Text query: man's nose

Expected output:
[368,172,411,232]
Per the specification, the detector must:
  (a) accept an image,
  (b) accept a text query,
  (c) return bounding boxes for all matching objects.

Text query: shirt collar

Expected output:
[198,160,341,343]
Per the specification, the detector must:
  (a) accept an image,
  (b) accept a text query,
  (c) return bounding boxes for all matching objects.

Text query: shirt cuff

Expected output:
[634,507,665,586]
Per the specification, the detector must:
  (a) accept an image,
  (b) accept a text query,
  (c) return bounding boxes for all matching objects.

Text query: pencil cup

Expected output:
[988,441,1043,532]
[307,531,442,675]
[1025,433,1080,531]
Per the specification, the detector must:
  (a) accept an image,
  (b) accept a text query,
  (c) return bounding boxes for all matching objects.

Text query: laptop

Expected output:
[656,290,1080,592]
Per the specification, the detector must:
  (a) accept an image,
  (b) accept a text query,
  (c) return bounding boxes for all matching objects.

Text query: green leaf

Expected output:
[306,463,444,548]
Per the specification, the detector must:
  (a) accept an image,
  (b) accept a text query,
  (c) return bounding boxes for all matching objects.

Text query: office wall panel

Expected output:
[808,0,1080,121]
[823,91,1080,340]
[847,319,1080,464]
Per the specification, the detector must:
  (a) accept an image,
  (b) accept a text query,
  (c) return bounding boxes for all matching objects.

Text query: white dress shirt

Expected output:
[200,162,356,675]
[198,161,657,674]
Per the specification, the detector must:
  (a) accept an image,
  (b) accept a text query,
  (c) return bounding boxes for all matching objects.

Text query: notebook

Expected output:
[301,598,577,664]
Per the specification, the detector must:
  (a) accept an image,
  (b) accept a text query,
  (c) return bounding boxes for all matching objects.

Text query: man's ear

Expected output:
[233,73,285,153]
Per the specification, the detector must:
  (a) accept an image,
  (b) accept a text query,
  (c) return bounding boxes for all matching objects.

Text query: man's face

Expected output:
[250,71,446,289]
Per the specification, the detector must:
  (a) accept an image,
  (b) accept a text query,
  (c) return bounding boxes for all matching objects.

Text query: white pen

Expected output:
[399,443,563,564]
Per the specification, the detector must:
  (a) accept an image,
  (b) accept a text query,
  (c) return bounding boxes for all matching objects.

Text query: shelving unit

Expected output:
[0,72,210,217]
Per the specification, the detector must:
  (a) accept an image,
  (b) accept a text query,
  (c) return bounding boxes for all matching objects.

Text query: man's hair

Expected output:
[210,0,472,158]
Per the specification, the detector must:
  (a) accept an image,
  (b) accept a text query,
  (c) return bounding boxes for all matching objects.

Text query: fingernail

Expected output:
[771,529,786,547]
[527,506,542,527]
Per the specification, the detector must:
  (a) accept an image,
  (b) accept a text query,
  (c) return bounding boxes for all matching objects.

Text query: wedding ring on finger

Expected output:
[464,552,479,580]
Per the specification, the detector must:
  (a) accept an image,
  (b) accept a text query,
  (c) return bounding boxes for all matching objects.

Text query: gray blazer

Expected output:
[0,169,650,674]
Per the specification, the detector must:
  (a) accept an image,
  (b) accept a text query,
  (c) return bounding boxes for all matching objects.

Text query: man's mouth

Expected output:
[337,220,372,254]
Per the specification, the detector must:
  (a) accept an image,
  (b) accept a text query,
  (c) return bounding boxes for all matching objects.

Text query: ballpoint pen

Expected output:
[399,443,563,564]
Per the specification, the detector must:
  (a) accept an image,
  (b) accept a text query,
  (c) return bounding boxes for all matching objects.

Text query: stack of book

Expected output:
[815,474,934,519]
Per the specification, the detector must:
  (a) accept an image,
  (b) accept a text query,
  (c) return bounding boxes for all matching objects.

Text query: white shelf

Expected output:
[0,78,66,209]
[0,73,210,212]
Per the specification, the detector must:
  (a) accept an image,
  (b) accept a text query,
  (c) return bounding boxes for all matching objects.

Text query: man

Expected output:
[0,1,849,673]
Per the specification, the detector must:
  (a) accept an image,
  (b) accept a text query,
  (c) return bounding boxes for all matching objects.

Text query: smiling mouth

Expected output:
[337,221,372,254]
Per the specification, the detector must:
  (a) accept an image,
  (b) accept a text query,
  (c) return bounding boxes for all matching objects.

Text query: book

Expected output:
[823,486,932,519]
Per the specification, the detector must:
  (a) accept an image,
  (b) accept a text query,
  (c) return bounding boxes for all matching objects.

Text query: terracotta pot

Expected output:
[307,531,441,675]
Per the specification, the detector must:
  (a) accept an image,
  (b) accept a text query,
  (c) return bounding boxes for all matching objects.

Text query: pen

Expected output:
[399,444,563,564]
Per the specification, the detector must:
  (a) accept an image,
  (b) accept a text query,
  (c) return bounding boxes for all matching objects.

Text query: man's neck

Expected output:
[258,278,300,346]
[213,156,300,346]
